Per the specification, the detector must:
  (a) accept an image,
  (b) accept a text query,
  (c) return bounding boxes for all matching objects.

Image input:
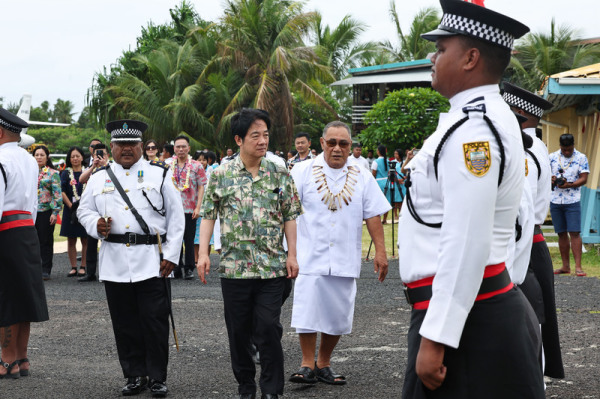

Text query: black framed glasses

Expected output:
[146,146,157,150]
[324,139,351,149]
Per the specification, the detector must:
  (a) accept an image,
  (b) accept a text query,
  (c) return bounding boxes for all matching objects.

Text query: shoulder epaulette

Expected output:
[92,165,108,174]
[150,160,169,170]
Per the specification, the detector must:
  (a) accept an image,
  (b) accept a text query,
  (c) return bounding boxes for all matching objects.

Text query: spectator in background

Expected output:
[550,133,589,277]
[78,142,110,282]
[391,149,406,218]
[33,145,63,281]
[85,138,102,167]
[371,145,401,224]
[60,146,88,277]
[161,143,174,164]
[144,139,161,161]
[171,135,207,279]
[350,143,369,170]
[366,149,375,168]
[288,149,297,161]
[311,149,318,157]
[226,148,234,157]
[288,132,314,171]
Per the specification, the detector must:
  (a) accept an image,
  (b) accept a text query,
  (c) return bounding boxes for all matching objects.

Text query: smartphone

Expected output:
[95,149,104,158]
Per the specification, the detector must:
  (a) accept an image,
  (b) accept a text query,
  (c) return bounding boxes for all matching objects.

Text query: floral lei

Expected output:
[68,167,86,202]
[171,157,191,191]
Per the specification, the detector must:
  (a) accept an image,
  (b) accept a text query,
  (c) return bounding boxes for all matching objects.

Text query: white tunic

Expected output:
[523,127,551,224]
[77,158,184,282]
[398,85,524,349]
[350,154,370,171]
[291,154,390,278]
[290,154,389,334]
[0,142,38,219]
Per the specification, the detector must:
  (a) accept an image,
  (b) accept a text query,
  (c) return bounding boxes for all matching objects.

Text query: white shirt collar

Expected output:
[449,84,500,111]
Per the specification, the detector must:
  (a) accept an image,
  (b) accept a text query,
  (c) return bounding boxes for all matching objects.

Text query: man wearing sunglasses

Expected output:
[288,121,390,386]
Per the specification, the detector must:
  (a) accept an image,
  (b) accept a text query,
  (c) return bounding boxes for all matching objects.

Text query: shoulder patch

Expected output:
[150,160,169,170]
[463,141,491,177]
[92,165,108,174]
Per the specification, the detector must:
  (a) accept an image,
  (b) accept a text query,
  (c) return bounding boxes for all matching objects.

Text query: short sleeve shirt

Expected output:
[549,149,589,204]
[171,159,207,213]
[199,155,303,279]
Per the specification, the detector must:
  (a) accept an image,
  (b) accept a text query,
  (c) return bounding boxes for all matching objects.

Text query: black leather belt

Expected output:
[105,232,167,246]
[404,267,512,306]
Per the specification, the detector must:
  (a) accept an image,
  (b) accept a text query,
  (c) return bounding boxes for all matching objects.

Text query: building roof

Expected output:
[542,63,600,114]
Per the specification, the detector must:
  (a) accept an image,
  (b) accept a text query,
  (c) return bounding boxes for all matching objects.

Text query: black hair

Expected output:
[295,132,310,141]
[92,143,107,150]
[231,108,271,140]
[193,150,204,161]
[458,36,511,80]
[289,149,298,157]
[89,138,102,146]
[394,148,403,162]
[378,144,388,171]
[163,144,174,156]
[143,139,161,160]
[174,135,190,144]
[205,151,217,165]
[33,145,55,169]
[559,133,574,147]
[65,146,85,169]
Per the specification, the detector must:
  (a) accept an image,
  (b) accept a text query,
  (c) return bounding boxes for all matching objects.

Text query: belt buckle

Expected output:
[403,285,413,306]
[126,232,137,246]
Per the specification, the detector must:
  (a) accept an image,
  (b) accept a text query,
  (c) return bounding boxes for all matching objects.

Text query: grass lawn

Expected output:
[54,224,67,242]
[360,218,600,278]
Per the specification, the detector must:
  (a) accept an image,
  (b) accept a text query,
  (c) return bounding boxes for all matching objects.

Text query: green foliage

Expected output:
[292,81,340,147]
[359,88,449,150]
[28,126,105,154]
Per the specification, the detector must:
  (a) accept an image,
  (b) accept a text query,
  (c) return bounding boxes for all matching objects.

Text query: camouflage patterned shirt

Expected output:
[199,155,303,279]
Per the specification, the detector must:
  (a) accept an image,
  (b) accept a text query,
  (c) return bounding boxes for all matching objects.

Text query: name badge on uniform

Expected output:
[103,178,115,193]
[463,141,491,177]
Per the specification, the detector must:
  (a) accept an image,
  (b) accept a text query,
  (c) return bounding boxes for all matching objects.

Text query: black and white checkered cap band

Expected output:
[440,13,514,49]
[0,118,22,134]
[110,128,143,142]
[502,92,544,118]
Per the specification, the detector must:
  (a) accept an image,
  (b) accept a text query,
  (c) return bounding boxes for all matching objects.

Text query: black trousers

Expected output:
[178,213,196,271]
[35,210,55,274]
[402,287,544,399]
[104,278,171,382]
[530,239,565,378]
[86,237,98,277]
[221,277,286,396]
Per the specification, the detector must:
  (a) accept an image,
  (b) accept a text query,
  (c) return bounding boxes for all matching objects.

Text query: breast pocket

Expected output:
[258,192,282,236]
[135,182,162,210]
[93,186,115,215]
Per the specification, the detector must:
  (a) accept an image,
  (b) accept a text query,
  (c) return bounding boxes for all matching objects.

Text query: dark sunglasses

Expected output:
[324,139,351,149]
[145,146,157,150]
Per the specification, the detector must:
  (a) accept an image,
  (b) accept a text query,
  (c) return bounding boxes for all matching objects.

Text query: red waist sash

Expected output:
[0,211,34,232]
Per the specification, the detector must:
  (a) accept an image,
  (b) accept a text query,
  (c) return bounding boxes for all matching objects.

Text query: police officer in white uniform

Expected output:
[397,1,544,397]
[503,82,564,379]
[0,108,49,379]
[78,120,184,397]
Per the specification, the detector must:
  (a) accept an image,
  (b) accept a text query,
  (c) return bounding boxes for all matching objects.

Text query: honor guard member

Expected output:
[0,108,49,379]
[397,1,545,398]
[503,82,564,379]
[77,120,184,397]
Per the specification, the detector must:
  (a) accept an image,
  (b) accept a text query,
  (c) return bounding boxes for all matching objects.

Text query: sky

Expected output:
[1,0,599,118]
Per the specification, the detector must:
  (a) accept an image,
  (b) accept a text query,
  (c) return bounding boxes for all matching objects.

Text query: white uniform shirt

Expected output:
[291,154,390,278]
[398,85,524,348]
[0,142,38,220]
[506,180,534,285]
[77,158,185,282]
[523,127,551,224]
[350,154,370,171]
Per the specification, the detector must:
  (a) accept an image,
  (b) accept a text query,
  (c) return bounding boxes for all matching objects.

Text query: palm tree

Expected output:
[53,99,75,124]
[309,13,381,80]
[216,0,336,149]
[509,19,600,91]
[382,3,439,62]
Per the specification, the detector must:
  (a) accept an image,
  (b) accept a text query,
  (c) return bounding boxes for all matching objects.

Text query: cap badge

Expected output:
[123,122,128,130]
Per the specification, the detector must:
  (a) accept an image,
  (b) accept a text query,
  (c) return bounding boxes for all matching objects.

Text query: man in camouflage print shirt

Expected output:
[197,108,302,399]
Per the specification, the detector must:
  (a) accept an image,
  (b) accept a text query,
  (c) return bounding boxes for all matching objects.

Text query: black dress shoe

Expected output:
[261,394,278,399]
[173,267,183,279]
[239,394,256,399]
[78,274,97,282]
[122,376,148,396]
[184,269,195,280]
[149,380,168,397]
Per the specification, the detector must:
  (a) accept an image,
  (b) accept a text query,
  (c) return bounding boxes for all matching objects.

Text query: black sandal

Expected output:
[289,366,317,384]
[0,359,20,379]
[18,358,29,377]
[77,266,86,276]
[67,267,78,277]
[315,365,346,385]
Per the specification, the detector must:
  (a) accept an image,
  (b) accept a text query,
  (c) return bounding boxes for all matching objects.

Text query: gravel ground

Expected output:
[1,254,598,398]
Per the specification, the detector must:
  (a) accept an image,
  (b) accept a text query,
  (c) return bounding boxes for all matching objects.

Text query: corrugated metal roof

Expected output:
[550,63,600,79]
